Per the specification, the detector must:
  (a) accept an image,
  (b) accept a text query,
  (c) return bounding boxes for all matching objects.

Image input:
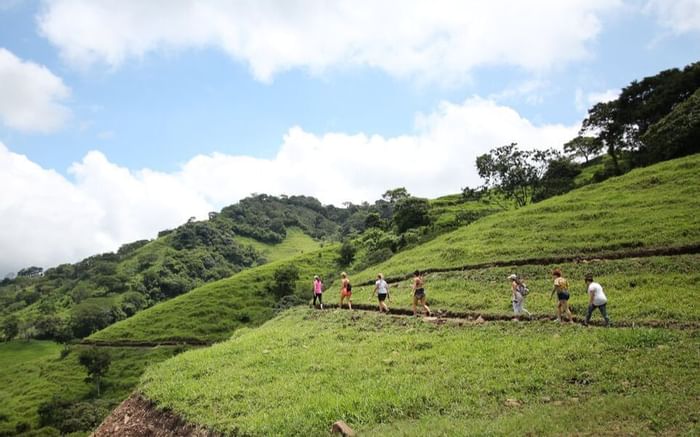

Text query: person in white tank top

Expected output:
[584,273,610,326]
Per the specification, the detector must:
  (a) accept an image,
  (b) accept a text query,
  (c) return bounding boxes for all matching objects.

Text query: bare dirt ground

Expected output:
[91,393,219,437]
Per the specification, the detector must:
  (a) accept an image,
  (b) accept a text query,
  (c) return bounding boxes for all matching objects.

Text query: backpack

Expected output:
[346,282,352,292]
[516,283,529,296]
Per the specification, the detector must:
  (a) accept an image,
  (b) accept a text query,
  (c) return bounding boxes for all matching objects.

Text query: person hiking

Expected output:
[339,272,352,310]
[312,275,324,309]
[412,270,431,317]
[508,274,531,320]
[373,273,390,313]
[550,268,573,324]
[584,273,610,326]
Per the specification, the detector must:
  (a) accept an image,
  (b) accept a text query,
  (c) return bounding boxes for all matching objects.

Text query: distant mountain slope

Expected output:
[355,154,700,281]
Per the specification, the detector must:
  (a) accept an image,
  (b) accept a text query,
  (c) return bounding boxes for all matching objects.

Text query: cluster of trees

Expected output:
[471,62,699,209]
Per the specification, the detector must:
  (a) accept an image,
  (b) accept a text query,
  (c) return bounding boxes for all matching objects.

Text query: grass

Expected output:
[141,308,700,436]
[234,227,322,263]
[89,244,342,343]
[355,154,700,282]
[350,255,700,323]
[0,340,185,435]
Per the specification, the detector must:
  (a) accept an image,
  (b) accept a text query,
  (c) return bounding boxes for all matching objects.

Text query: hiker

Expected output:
[374,273,390,313]
[339,272,352,310]
[508,274,531,320]
[550,268,573,324]
[412,270,431,316]
[312,275,324,309]
[584,273,610,326]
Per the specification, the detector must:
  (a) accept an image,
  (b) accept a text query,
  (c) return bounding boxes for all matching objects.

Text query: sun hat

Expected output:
[508,274,517,280]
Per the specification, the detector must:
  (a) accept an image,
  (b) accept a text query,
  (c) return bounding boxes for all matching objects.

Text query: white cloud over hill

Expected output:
[38,0,621,83]
[0,97,577,274]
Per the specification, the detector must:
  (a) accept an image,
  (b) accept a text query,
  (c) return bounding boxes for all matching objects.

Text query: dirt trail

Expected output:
[357,243,700,286]
[318,303,700,330]
[80,339,212,348]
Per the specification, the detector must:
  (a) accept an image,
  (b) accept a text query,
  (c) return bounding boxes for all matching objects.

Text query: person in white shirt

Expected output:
[584,273,610,326]
[373,273,390,313]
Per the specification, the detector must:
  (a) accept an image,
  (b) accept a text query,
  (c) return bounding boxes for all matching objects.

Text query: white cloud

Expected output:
[645,0,700,34]
[0,97,577,274]
[38,0,621,83]
[0,48,71,132]
[575,88,619,112]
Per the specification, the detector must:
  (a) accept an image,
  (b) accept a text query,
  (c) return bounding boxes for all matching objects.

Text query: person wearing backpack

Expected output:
[508,274,531,320]
[339,272,352,310]
[312,275,324,310]
[583,273,610,326]
[374,273,390,313]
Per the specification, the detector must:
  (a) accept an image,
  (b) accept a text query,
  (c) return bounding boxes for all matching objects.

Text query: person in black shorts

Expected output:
[373,273,390,313]
[550,268,573,324]
[412,270,431,316]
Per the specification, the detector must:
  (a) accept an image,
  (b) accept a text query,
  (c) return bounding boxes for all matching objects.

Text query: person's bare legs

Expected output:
[412,296,418,316]
[421,298,431,316]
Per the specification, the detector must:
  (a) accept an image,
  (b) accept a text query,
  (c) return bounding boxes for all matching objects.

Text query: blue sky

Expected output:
[0,0,698,273]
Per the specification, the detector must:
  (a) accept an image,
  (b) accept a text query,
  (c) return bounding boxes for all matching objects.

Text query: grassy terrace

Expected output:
[89,244,341,343]
[355,155,700,282]
[349,255,700,323]
[141,308,700,436]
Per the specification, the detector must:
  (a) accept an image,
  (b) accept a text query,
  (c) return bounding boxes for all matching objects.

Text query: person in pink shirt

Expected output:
[312,275,324,309]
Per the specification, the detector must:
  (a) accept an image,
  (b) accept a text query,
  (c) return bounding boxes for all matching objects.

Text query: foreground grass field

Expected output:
[350,255,700,323]
[355,155,700,282]
[90,244,341,343]
[141,308,700,436]
[0,341,185,435]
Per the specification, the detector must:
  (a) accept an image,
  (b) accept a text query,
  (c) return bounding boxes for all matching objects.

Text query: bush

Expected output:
[270,264,300,299]
[38,397,109,434]
[338,241,356,266]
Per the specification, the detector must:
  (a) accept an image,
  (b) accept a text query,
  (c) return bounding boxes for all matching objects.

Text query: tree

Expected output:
[78,348,111,397]
[70,302,114,338]
[640,87,700,164]
[1,315,19,341]
[476,143,554,208]
[270,264,300,298]
[364,212,382,229]
[581,62,700,173]
[532,158,582,202]
[563,136,603,163]
[382,187,410,204]
[338,241,356,266]
[17,266,43,277]
[393,197,431,233]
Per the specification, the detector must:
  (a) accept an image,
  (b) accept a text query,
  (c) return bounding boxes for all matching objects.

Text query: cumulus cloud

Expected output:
[38,0,621,83]
[645,0,700,34]
[0,48,71,132]
[0,98,577,274]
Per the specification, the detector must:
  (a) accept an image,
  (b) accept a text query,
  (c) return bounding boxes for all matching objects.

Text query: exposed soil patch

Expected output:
[91,393,219,437]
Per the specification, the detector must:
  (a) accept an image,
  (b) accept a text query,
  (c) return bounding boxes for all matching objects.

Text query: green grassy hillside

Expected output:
[89,245,341,343]
[0,341,185,436]
[141,308,700,436]
[234,228,321,263]
[355,155,700,282]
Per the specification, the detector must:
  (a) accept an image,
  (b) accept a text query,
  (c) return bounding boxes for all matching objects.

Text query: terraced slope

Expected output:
[139,308,700,436]
[355,155,700,282]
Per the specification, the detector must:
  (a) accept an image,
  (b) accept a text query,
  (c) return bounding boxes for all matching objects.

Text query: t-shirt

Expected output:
[376,279,388,295]
[313,279,323,294]
[554,277,569,291]
[588,282,607,306]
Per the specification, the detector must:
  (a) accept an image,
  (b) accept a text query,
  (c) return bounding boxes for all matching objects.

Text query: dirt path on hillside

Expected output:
[91,393,219,437]
[80,339,212,348]
[318,303,700,329]
[357,243,700,286]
